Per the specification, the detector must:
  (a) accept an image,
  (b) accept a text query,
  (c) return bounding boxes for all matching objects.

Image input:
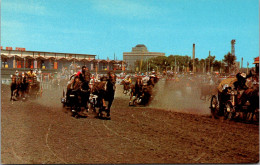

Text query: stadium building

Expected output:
[1,46,124,73]
[123,44,165,71]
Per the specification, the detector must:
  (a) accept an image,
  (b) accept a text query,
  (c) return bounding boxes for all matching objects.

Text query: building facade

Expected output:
[1,47,124,73]
[123,44,165,71]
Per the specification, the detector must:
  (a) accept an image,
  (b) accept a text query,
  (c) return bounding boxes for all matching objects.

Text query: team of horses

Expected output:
[10,74,40,101]
[121,73,259,122]
[200,74,259,122]
[121,76,159,106]
[63,72,116,119]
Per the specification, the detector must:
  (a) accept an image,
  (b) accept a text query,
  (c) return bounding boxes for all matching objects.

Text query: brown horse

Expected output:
[238,87,259,122]
[120,79,131,94]
[91,73,116,119]
[129,77,153,106]
[20,74,29,98]
[10,75,19,101]
[65,76,84,117]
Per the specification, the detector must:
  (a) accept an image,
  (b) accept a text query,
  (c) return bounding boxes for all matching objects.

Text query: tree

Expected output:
[212,60,221,71]
[223,52,236,73]
[134,60,140,72]
[204,54,215,72]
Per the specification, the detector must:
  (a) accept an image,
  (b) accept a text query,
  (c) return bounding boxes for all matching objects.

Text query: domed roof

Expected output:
[136,44,146,48]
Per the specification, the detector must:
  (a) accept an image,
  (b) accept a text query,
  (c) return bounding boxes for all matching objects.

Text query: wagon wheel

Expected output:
[210,95,219,118]
[224,102,235,120]
[71,104,79,118]
[69,94,80,118]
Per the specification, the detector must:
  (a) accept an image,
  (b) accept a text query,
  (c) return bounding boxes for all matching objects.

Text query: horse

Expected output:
[129,78,142,106]
[238,87,259,122]
[120,79,131,94]
[80,77,91,112]
[10,75,19,101]
[130,79,154,106]
[141,83,153,105]
[103,74,116,119]
[91,73,116,119]
[63,73,92,118]
[129,84,137,105]
[20,74,29,99]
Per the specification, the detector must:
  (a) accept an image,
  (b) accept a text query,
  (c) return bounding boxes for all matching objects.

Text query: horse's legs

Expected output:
[129,92,133,102]
[85,93,90,112]
[93,98,96,112]
[10,88,13,101]
[81,92,90,113]
[106,96,114,117]
[12,89,18,101]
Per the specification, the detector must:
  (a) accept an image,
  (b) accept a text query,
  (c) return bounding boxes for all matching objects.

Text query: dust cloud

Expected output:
[149,78,211,115]
[33,85,64,109]
[34,77,212,116]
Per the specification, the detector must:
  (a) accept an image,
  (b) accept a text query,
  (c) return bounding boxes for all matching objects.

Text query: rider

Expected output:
[124,75,132,84]
[27,69,36,84]
[27,69,36,77]
[76,66,91,83]
[217,72,252,113]
[123,75,132,90]
[75,66,91,113]
[15,70,19,77]
[218,72,251,93]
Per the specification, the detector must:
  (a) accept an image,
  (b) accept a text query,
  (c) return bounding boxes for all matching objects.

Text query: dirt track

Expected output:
[1,81,259,164]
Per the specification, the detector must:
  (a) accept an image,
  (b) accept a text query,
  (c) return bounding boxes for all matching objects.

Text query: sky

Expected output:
[1,0,259,67]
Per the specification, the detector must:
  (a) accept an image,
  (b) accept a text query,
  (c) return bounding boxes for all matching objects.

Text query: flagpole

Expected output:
[247,62,249,74]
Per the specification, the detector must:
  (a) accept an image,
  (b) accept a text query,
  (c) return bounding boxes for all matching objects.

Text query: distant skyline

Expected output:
[1,0,259,67]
